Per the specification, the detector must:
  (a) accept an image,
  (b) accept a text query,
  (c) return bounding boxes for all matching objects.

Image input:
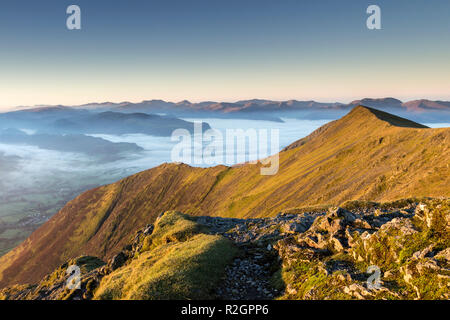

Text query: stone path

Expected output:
[196,213,320,300]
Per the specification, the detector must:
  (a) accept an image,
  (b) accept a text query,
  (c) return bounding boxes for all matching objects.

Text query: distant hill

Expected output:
[347,98,404,109]
[52,111,211,136]
[402,99,450,112]
[348,98,450,114]
[0,109,210,136]
[0,106,448,288]
[0,128,143,162]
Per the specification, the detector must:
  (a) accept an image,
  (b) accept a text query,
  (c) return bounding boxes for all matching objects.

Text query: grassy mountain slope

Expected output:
[0,211,237,300]
[2,199,448,300]
[0,106,449,288]
[94,211,237,300]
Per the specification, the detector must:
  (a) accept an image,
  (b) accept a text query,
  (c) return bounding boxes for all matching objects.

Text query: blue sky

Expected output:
[0,0,449,109]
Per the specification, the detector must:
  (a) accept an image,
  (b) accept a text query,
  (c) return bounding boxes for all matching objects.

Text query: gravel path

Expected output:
[196,213,319,300]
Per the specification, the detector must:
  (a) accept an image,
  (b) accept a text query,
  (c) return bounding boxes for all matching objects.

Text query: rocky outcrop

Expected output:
[1,198,448,300]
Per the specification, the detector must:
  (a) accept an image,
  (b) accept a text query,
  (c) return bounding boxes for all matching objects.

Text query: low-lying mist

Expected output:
[0,110,448,256]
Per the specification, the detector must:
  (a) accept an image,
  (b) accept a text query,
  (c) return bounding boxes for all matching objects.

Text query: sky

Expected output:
[0,0,449,110]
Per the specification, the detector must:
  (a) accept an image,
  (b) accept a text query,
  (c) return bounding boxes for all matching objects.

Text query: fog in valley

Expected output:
[0,103,449,256]
[0,115,332,255]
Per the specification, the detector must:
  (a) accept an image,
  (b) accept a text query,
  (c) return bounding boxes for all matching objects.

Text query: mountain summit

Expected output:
[0,106,448,288]
[344,105,428,128]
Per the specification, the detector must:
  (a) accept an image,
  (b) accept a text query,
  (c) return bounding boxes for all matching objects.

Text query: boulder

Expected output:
[329,207,357,223]
[435,248,450,262]
[330,236,345,252]
[109,252,127,271]
[281,222,307,234]
[143,224,154,236]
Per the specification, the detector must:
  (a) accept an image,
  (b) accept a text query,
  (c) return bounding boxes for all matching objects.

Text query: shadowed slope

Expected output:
[0,106,448,287]
[357,106,428,128]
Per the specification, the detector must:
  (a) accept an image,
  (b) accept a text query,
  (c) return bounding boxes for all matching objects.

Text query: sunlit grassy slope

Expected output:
[0,106,448,287]
[94,211,236,300]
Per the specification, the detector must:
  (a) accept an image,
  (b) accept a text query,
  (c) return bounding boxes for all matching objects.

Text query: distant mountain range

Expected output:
[8,97,450,123]
[73,97,450,114]
[1,105,448,288]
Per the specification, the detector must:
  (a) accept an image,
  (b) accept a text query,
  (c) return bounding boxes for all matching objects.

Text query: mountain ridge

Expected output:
[4,98,450,115]
[0,106,448,288]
